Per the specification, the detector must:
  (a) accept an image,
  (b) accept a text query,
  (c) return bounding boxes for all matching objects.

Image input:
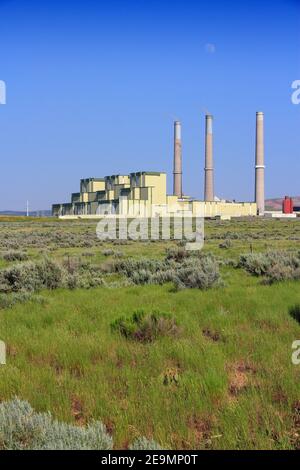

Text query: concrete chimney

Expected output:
[173,121,182,198]
[204,114,214,201]
[255,111,265,215]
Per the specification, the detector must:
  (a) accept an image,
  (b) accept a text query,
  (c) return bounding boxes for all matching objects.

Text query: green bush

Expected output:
[219,239,232,249]
[115,258,164,278]
[0,292,33,309]
[0,257,104,295]
[114,253,221,290]
[173,257,221,290]
[111,310,181,342]
[265,264,296,284]
[2,251,29,261]
[165,247,190,262]
[102,249,115,257]
[0,398,162,450]
[239,253,272,276]
[0,258,64,293]
[37,257,65,289]
[289,305,300,324]
[0,398,113,450]
[0,261,44,293]
[239,250,300,284]
[129,436,161,450]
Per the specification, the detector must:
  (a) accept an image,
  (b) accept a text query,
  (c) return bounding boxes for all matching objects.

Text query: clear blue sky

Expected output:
[0,0,299,210]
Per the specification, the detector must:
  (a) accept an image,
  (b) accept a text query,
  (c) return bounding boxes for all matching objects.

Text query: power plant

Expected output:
[204,115,214,202]
[255,112,265,215]
[173,121,182,199]
[52,112,265,219]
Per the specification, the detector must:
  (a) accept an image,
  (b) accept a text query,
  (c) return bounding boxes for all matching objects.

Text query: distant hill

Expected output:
[265,196,300,211]
[0,210,52,217]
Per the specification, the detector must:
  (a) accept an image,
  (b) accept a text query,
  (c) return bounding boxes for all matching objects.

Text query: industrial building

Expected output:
[52,113,263,219]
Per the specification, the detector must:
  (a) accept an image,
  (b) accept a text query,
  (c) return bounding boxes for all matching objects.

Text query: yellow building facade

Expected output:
[52,171,257,219]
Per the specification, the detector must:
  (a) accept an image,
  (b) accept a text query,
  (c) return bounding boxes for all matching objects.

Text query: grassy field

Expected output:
[0,216,300,449]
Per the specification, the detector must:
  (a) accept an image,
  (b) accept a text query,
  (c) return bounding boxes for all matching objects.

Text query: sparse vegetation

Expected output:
[0,217,299,449]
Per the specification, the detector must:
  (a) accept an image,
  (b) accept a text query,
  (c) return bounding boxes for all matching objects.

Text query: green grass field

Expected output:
[0,217,300,449]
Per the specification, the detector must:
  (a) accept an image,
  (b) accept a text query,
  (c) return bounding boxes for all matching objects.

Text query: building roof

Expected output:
[80,177,105,182]
[130,171,166,176]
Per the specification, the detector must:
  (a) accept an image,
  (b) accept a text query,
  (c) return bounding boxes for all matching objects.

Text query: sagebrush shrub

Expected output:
[113,250,124,258]
[0,292,33,309]
[111,310,181,342]
[115,258,164,278]
[114,253,221,290]
[0,398,161,450]
[0,258,64,293]
[219,239,232,249]
[129,437,161,450]
[102,249,115,257]
[289,305,300,324]
[165,247,190,262]
[2,251,29,262]
[239,250,300,284]
[0,398,113,450]
[0,257,104,295]
[0,261,43,293]
[81,252,95,257]
[36,257,65,289]
[239,253,271,276]
[173,257,221,290]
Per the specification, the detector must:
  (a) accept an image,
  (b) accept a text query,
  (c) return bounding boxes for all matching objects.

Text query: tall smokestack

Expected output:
[255,111,265,215]
[204,114,214,201]
[173,121,182,197]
